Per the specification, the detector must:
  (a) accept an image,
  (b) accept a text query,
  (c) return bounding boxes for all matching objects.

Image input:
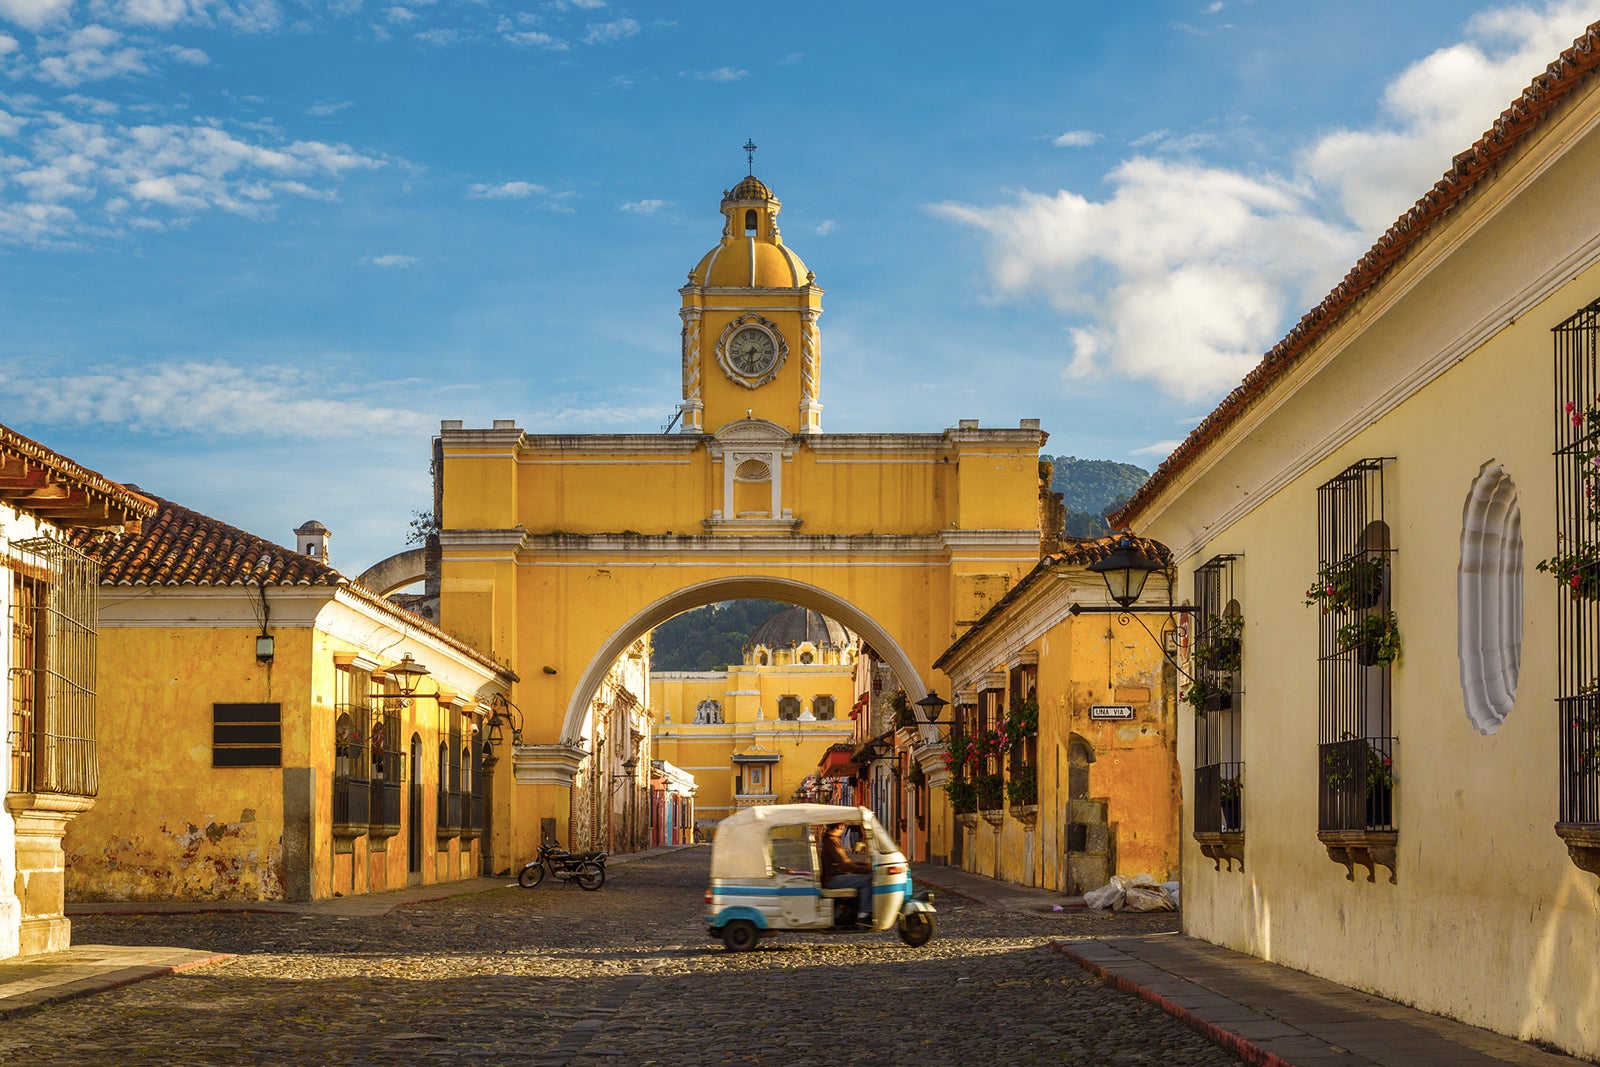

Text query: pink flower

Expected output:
[1568,401,1577,412]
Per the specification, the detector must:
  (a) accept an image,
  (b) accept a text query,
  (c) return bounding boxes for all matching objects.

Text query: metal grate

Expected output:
[9,538,99,796]
[1313,459,1396,832]
[1553,298,1600,824]
[1192,555,1242,835]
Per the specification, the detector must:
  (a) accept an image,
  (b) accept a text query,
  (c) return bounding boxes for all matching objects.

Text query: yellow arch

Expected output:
[562,575,928,743]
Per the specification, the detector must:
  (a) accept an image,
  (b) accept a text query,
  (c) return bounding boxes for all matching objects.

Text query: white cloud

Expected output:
[361,252,417,267]
[37,24,150,87]
[1053,130,1100,148]
[1130,439,1185,457]
[307,99,353,117]
[814,219,836,236]
[0,106,25,136]
[467,179,546,199]
[934,2,1596,402]
[1203,2,1224,13]
[619,198,661,214]
[503,29,566,49]
[683,66,746,82]
[568,0,606,8]
[581,16,633,43]
[0,360,434,438]
[0,0,73,31]
[0,32,19,54]
[0,108,383,244]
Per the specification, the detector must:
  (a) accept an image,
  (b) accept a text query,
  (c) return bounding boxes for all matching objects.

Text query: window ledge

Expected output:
[978,808,1004,828]
[1555,822,1600,882]
[955,813,978,829]
[1010,804,1038,827]
[1193,831,1244,873]
[1318,829,1397,883]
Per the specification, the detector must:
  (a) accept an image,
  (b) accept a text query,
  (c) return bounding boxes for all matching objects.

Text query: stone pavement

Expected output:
[0,850,1586,1064]
[0,846,1231,1066]
[910,862,1587,1066]
[0,847,678,1020]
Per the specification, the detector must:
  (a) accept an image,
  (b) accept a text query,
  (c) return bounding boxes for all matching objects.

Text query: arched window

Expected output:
[744,208,757,233]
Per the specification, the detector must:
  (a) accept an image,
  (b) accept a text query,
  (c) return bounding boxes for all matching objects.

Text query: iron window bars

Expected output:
[1192,555,1243,839]
[1552,300,1600,877]
[9,537,99,797]
[1314,458,1399,883]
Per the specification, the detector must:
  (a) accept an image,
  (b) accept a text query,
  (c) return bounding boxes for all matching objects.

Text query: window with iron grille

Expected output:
[367,676,402,839]
[8,538,99,797]
[212,703,282,768]
[1313,458,1399,881]
[332,666,371,836]
[1006,664,1038,807]
[1551,299,1600,874]
[1192,555,1243,842]
[778,695,801,721]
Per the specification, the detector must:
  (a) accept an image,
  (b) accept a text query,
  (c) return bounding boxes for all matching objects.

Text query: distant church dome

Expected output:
[690,173,811,289]
[747,606,853,652]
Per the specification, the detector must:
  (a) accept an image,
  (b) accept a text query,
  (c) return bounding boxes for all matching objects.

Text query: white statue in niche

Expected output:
[693,699,724,725]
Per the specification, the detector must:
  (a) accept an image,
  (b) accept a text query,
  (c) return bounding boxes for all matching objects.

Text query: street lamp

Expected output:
[914,690,951,724]
[1066,534,1195,617]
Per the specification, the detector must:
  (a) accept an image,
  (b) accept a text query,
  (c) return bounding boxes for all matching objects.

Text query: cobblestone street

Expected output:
[0,849,1240,1066]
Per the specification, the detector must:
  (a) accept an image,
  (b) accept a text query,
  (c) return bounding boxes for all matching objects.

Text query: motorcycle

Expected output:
[517,843,607,891]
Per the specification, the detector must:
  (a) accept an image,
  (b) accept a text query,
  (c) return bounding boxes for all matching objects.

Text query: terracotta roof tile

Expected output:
[1116,20,1600,529]
[68,491,517,682]
[0,422,155,533]
[73,493,341,587]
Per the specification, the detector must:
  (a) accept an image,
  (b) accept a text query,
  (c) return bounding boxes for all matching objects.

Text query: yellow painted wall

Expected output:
[1134,91,1600,1059]
[650,663,857,826]
[66,614,489,902]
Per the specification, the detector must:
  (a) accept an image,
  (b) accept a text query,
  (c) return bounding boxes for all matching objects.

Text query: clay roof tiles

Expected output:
[68,492,517,682]
[1115,20,1600,528]
[77,493,341,587]
[0,422,155,533]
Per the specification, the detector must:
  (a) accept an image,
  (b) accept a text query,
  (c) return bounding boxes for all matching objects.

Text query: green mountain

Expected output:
[650,600,791,672]
[1049,456,1150,538]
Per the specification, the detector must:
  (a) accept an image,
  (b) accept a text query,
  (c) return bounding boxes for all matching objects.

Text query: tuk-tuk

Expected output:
[705,803,937,951]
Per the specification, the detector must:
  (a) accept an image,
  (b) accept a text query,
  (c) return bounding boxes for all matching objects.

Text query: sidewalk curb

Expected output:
[0,952,233,1021]
[1052,941,1293,1067]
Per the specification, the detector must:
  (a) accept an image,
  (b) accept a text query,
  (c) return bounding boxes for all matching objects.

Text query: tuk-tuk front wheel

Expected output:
[898,912,936,948]
[720,919,760,952]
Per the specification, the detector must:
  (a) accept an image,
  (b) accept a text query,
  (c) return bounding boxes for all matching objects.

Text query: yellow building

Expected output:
[1122,24,1600,1058]
[435,169,1049,867]
[931,534,1179,890]
[650,605,859,833]
[64,494,515,902]
[1,423,153,958]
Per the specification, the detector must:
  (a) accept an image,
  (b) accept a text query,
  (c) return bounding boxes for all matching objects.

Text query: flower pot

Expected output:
[1220,795,1242,832]
[1203,638,1241,673]
[1203,690,1234,714]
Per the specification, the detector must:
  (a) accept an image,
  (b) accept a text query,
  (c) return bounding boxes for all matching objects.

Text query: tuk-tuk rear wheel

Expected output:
[721,919,759,952]
[898,912,935,948]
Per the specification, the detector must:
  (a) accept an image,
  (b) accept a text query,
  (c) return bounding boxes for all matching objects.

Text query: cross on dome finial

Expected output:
[743,138,757,175]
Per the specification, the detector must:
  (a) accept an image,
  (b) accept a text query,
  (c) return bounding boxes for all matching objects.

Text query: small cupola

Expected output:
[294,520,331,563]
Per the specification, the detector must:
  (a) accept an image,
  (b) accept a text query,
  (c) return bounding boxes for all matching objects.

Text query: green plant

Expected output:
[1201,613,1244,674]
[1005,695,1039,738]
[1219,775,1243,801]
[975,773,1005,810]
[1335,610,1402,666]
[1183,678,1212,715]
[1537,537,1600,601]
[890,689,916,729]
[1006,766,1037,806]
[945,778,976,814]
[1304,555,1385,614]
[1564,398,1600,523]
[908,761,926,787]
[1323,737,1394,794]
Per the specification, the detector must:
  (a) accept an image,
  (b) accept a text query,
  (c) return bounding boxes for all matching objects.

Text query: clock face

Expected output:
[728,326,778,376]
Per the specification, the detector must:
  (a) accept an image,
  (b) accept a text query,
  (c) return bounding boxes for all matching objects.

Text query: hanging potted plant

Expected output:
[1004,695,1039,739]
[944,778,976,815]
[1006,765,1037,807]
[1201,613,1244,674]
[1219,775,1243,832]
[975,773,1005,811]
[1335,611,1402,667]
[1183,678,1231,715]
[889,689,916,729]
[1304,555,1385,614]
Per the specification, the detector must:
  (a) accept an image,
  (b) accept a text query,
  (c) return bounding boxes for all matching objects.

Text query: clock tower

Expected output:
[679,170,823,435]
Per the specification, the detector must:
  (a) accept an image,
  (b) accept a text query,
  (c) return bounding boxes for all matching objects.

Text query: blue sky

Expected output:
[0,0,1595,573]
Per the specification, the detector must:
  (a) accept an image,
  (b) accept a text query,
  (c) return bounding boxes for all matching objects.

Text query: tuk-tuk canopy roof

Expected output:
[710,803,877,881]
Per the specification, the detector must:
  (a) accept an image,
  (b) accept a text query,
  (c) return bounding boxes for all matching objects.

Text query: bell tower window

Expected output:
[744,209,758,233]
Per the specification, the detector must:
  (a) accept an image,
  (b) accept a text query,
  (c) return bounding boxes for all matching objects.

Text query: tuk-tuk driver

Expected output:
[819,823,872,923]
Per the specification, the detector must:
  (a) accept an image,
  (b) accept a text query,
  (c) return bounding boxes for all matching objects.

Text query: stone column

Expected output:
[5,792,93,955]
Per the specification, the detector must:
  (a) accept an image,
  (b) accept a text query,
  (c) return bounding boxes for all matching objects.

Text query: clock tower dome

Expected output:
[679,168,823,435]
